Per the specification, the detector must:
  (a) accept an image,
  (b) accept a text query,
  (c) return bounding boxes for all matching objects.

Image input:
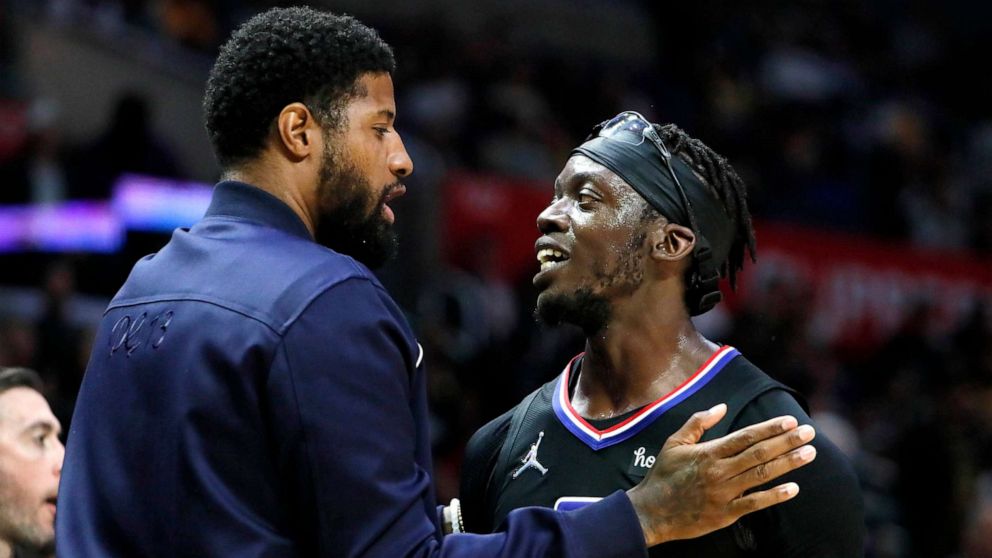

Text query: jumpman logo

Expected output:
[512,431,549,478]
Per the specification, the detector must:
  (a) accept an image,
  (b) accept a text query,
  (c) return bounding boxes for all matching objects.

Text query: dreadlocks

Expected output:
[653,123,757,290]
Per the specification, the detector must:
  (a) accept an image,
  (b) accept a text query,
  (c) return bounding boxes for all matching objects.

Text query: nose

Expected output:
[388,133,413,178]
[537,198,569,234]
[53,437,65,478]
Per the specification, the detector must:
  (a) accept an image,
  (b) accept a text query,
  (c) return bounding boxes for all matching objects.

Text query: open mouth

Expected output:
[537,248,570,271]
[383,184,406,205]
[380,184,406,223]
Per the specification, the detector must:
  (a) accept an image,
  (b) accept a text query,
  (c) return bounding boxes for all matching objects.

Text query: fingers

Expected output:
[706,415,801,459]
[721,424,816,478]
[728,482,801,517]
[664,403,728,447]
[727,444,817,495]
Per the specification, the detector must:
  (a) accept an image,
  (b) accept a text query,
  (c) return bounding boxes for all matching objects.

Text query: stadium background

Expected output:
[1,0,990,556]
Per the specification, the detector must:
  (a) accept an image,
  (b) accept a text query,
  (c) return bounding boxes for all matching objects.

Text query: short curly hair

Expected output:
[203,7,395,168]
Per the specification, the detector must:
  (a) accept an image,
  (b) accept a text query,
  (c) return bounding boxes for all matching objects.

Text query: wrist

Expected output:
[626,486,665,547]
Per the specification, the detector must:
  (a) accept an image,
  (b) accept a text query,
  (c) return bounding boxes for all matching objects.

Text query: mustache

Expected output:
[378,181,405,204]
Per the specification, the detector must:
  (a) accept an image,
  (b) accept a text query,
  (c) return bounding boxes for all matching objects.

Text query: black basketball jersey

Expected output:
[461,346,843,557]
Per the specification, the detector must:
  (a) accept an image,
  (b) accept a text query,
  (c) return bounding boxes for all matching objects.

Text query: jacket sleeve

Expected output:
[267,277,648,558]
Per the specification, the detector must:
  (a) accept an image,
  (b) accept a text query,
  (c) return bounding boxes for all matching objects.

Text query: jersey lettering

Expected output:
[632,446,656,468]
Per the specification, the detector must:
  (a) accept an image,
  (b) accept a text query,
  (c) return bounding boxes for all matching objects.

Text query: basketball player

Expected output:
[461,112,865,556]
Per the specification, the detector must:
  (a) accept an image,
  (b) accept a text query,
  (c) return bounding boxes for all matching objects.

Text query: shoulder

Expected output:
[112,221,384,335]
[461,407,513,533]
[279,275,420,377]
[720,353,787,390]
[723,355,863,526]
[464,374,559,471]
[288,274,407,332]
[733,389,865,554]
[736,389,859,489]
[216,229,383,331]
[465,408,514,466]
[725,356,809,429]
[695,352,807,441]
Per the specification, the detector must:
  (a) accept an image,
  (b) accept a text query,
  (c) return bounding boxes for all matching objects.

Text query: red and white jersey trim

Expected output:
[552,345,740,451]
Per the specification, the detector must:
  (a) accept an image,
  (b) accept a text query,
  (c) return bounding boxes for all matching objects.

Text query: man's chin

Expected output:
[534,290,561,324]
[315,214,398,269]
[534,289,611,335]
[11,526,55,557]
[335,230,398,269]
[361,232,398,269]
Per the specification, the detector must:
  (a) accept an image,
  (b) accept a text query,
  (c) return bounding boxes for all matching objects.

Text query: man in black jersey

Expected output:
[461,112,865,556]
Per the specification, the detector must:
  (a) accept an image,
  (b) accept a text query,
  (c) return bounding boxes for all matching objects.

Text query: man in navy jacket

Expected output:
[56,8,817,557]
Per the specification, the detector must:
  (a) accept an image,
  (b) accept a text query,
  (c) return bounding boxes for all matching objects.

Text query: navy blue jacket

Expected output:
[56,181,646,557]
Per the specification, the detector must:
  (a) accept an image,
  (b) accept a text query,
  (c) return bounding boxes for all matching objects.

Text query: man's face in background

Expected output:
[0,387,64,555]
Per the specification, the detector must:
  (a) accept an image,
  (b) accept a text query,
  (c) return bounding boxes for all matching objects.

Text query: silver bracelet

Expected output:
[449,498,464,534]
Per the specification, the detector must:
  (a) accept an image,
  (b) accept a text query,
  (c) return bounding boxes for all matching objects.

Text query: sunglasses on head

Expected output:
[590,111,722,314]
[592,111,700,235]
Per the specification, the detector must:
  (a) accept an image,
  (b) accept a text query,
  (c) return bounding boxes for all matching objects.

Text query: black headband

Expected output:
[572,133,735,314]
[572,136,734,267]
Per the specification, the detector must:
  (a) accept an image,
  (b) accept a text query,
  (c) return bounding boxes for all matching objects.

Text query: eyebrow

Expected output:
[555,170,603,193]
[375,109,395,122]
[24,420,61,437]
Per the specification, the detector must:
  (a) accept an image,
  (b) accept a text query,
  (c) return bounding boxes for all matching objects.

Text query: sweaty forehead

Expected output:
[558,155,643,203]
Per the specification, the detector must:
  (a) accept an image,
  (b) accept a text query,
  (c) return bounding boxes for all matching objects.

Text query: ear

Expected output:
[648,222,695,263]
[275,102,320,161]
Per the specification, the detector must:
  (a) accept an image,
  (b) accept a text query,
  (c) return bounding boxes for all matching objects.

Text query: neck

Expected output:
[571,286,719,420]
[0,540,11,558]
[224,157,317,237]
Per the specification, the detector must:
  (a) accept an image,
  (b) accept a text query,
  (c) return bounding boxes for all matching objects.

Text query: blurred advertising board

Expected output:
[732,222,992,347]
[0,174,211,253]
[441,171,550,283]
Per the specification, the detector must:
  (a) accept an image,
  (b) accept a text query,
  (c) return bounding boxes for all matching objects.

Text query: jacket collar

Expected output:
[204,181,313,241]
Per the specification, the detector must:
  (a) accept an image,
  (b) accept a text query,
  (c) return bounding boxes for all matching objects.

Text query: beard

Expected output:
[535,287,612,335]
[313,142,400,269]
[534,232,646,335]
[0,481,55,556]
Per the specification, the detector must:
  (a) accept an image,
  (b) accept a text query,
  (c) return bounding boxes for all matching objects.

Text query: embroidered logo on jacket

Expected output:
[512,431,549,478]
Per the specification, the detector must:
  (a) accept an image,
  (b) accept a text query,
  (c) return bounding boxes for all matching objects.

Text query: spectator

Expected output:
[0,98,69,205]
[0,367,64,558]
[67,91,182,199]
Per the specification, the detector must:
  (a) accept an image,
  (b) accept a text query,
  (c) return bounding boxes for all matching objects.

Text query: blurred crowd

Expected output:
[1,1,991,557]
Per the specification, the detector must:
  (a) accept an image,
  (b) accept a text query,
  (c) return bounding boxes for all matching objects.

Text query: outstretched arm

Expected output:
[277,279,815,556]
[461,401,817,549]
